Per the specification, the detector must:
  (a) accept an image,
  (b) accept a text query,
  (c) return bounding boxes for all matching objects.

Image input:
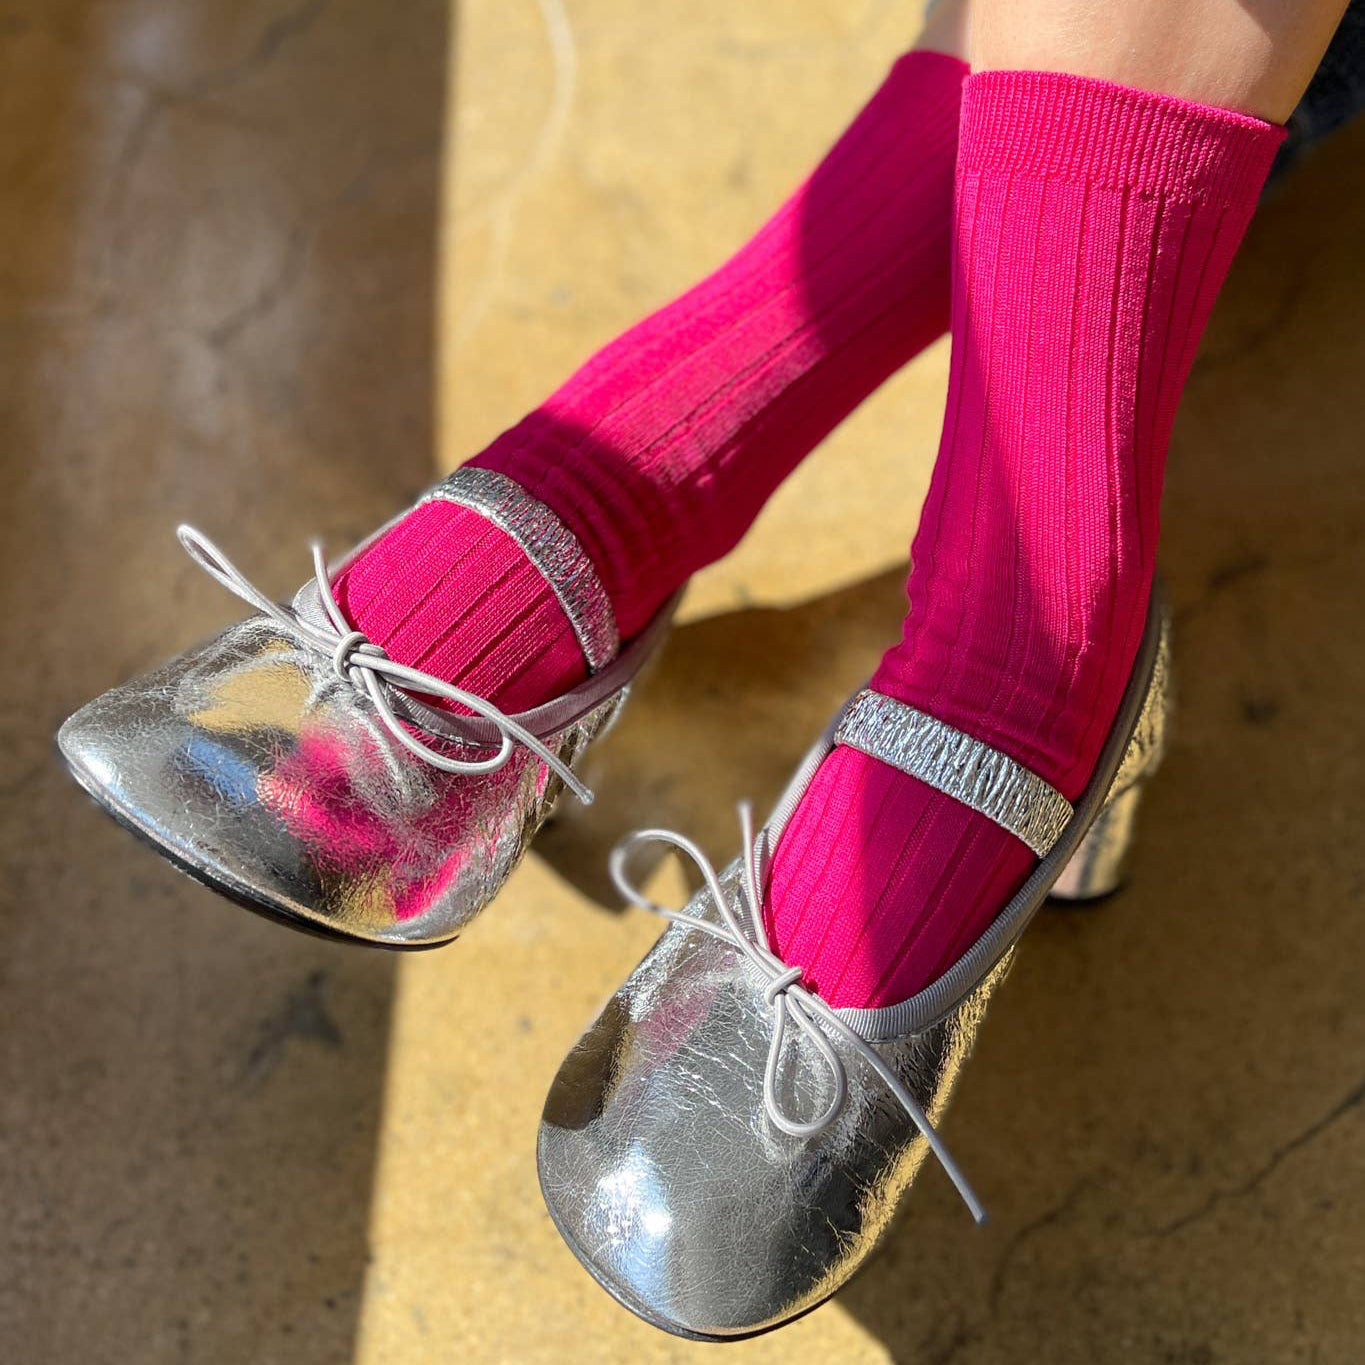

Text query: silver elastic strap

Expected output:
[424,467,620,673]
[834,690,1073,858]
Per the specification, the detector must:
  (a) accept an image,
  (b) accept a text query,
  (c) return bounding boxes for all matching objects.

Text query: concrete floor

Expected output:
[3,3,1363,1362]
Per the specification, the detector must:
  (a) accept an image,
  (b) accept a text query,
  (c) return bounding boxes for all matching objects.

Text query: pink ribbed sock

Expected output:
[768,72,1285,1008]
[335,51,968,706]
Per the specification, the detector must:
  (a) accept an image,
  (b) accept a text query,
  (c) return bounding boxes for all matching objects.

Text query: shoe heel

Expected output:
[1051,782,1143,902]
[1053,598,1171,903]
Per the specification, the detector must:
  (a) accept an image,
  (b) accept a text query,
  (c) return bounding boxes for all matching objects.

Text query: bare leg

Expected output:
[971,0,1349,120]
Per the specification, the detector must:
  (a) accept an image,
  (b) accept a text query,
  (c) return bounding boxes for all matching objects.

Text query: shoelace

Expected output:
[610,803,987,1223]
[178,525,593,804]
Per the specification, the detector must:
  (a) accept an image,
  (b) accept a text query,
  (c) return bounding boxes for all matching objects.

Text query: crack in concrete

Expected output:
[241,968,344,1085]
[96,0,334,272]
[987,1177,1093,1314]
[1175,527,1365,625]
[205,221,312,350]
[203,135,439,349]
[1151,1076,1365,1236]
[187,0,334,97]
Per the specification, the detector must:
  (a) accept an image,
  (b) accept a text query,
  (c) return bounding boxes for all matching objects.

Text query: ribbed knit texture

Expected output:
[334,51,968,710]
[768,72,1284,1008]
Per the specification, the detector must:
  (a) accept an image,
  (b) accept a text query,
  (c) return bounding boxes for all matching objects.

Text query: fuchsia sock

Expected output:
[767,72,1285,1008]
[335,51,968,706]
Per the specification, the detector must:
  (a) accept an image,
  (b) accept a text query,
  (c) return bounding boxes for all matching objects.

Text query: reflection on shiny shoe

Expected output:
[538,596,1170,1339]
[58,469,674,947]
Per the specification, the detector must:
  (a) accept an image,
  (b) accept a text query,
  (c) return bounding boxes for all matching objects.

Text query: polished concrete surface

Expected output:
[3,3,1363,1362]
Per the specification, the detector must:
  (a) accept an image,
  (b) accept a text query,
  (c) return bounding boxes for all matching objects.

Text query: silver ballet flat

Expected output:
[538,593,1170,1340]
[58,468,674,947]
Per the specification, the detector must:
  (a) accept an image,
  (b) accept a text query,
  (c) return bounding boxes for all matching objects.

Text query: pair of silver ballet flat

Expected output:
[59,467,1170,1341]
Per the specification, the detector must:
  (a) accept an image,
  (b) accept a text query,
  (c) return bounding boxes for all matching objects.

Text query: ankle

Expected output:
[472,435,679,640]
[868,572,1158,799]
[335,499,588,713]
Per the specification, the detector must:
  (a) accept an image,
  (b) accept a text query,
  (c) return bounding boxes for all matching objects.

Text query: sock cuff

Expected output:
[959,69,1286,203]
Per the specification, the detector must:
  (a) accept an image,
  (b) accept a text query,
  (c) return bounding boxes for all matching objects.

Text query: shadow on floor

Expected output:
[0,4,449,1362]
[534,562,910,906]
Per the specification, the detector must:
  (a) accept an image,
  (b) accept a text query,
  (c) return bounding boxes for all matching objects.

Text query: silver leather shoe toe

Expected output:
[539,595,1170,1339]
[59,468,673,946]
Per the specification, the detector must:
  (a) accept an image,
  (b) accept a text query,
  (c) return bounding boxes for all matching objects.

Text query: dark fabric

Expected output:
[1275,0,1365,179]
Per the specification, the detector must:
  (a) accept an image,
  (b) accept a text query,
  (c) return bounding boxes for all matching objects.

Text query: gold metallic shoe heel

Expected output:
[1050,781,1144,900]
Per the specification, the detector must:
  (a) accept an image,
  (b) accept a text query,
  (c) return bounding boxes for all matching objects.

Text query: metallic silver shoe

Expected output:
[538,594,1170,1340]
[58,468,675,947]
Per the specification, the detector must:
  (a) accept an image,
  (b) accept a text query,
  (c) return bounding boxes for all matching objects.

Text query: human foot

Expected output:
[538,601,1169,1339]
[765,71,1284,1007]
[57,470,668,946]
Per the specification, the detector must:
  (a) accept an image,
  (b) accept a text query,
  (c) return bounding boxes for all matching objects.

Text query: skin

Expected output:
[918,0,1349,122]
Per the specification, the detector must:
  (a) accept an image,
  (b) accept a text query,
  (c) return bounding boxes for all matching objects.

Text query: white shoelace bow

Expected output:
[610,803,987,1223]
[178,525,593,804]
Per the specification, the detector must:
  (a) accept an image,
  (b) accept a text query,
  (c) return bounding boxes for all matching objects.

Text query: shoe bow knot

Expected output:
[610,803,987,1223]
[177,525,594,804]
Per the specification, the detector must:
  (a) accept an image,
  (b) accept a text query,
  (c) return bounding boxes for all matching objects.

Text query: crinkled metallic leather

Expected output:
[1102,609,1171,802]
[59,608,625,945]
[539,869,1014,1338]
[538,608,1172,1339]
[1046,617,1171,900]
[834,690,1074,856]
